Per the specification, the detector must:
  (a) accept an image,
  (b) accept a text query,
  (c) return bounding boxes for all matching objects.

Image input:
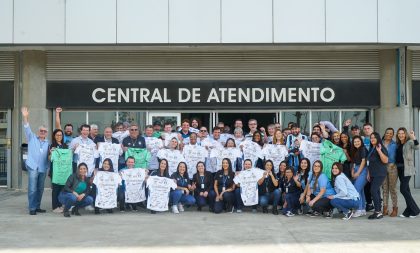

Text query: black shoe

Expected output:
[272,207,279,215]
[150,210,157,214]
[209,207,214,213]
[120,207,125,212]
[94,207,100,215]
[63,210,70,218]
[132,205,138,211]
[368,212,383,220]
[73,207,81,216]
[29,210,37,215]
[36,208,46,213]
[366,204,375,212]
[106,209,113,213]
[262,207,268,213]
[125,204,132,212]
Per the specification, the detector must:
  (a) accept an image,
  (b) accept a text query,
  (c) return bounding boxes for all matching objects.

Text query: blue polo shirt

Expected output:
[23,123,49,172]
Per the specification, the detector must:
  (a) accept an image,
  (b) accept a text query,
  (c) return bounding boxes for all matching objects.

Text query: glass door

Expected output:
[0,110,11,186]
[147,112,181,131]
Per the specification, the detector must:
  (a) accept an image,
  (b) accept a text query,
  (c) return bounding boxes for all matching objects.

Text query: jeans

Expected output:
[52,183,64,209]
[283,191,300,213]
[259,189,281,207]
[398,166,420,216]
[382,163,398,207]
[235,188,257,210]
[353,165,367,210]
[27,168,47,211]
[195,190,216,209]
[170,190,196,206]
[58,192,94,210]
[310,195,332,213]
[214,191,235,214]
[330,198,360,213]
[370,176,386,212]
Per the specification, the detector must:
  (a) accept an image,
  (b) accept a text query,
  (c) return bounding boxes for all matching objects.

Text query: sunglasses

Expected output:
[39,130,48,133]
[130,129,138,131]
[200,130,207,132]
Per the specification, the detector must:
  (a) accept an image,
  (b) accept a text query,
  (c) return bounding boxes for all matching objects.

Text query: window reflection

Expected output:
[282,111,309,135]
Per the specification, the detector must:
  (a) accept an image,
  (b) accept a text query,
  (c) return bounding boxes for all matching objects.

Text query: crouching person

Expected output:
[58,163,93,217]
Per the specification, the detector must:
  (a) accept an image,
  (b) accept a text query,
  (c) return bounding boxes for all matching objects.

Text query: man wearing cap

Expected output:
[152,121,162,138]
[21,107,49,215]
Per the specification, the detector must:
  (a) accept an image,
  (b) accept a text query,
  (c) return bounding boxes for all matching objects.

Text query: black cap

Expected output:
[351,125,360,130]
[153,121,161,127]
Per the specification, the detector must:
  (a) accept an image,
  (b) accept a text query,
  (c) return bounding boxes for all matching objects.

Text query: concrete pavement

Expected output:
[1,188,420,253]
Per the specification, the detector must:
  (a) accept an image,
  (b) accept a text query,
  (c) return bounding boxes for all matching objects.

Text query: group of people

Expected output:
[23,106,420,221]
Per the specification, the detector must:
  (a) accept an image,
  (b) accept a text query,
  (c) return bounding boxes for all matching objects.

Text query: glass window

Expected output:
[88,111,117,133]
[341,111,368,130]
[311,111,340,132]
[60,111,87,134]
[282,111,309,135]
[118,111,147,130]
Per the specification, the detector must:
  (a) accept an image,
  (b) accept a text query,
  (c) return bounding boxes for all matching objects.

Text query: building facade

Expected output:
[0,0,419,189]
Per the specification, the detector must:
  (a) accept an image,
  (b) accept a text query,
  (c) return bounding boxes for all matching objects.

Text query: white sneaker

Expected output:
[172,205,179,214]
[85,205,94,211]
[409,215,417,218]
[286,211,295,217]
[236,209,242,213]
[353,210,362,218]
[52,207,63,213]
[177,203,184,212]
[267,205,273,210]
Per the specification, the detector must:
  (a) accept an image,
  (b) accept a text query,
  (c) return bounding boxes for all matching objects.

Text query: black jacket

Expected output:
[192,171,214,193]
[63,173,91,195]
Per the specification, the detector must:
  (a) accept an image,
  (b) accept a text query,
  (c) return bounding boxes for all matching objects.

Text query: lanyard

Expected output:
[222,175,228,187]
[200,176,205,185]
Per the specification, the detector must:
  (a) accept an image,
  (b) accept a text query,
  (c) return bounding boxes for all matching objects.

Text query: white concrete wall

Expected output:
[2,0,420,44]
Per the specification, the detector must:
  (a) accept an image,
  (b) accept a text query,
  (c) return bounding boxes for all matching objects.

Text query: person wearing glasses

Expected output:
[245,119,260,140]
[121,123,146,150]
[197,126,209,146]
[21,107,50,215]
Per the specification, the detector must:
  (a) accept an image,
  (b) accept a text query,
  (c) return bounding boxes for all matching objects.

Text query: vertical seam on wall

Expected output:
[324,0,327,43]
[272,0,274,43]
[12,0,14,43]
[167,0,170,43]
[115,0,118,44]
[220,0,222,43]
[378,0,380,43]
[64,0,66,44]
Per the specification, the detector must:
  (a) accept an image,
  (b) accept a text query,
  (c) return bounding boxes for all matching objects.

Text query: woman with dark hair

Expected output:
[305,160,335,217]
[214,158,236,213]
[339,132,352,179]
[258,160,280,215]
[298,158,310,214]
[48,129,71,213]
[150,159,170,178]
[329,162,360,220]
[191,162,215,211]
[170,162,196,214]
[396,127,420,218]
[221,138,242,172]
[252,131,264,148]
[350,136,368,218]
[366,132,389,219]
[381,127,398,217]
[58,162,93,217]
[92,158,120,214]
[282,166,301,217]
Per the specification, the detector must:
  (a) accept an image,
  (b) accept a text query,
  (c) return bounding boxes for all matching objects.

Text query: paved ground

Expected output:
[1,188,420,253]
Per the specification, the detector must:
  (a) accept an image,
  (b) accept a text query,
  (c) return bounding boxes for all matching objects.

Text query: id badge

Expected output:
[201,183,205,189]
[222,187,226,191]
[286,187,289,193]
[367,161,370,167]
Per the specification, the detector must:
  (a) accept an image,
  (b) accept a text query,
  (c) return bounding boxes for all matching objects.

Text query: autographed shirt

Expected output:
[233,168,265,206]
[93,171,122,209]
[146,176,177,211]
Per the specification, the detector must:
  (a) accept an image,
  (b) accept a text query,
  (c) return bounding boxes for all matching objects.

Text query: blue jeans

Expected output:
[259,189,281,207]
[195,190,216,209]
[170,190,196,206]
[58,192,94,210]
[27,168,47,211]
[353,165,367,210]
[330,198,360,213]
[283,191,300,213]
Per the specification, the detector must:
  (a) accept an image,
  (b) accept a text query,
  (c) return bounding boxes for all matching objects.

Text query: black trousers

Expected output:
[310,194,332,213]
[398,166,420,216]
[52,183,64,209]
[364,181,372,207]
[370,176,386,212]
